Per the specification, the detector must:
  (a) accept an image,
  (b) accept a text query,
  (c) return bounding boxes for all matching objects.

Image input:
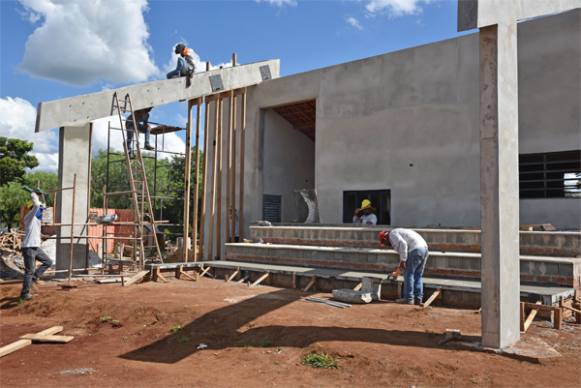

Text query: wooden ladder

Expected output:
[111,92,164,266]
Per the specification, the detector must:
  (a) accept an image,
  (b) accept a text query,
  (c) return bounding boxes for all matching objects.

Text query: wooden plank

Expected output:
[560,304,581,315]
[554,307,562,330]
[421,289,441,308]
[20,334,74,343]
[520,302,526,332]
[226,268,240,282]
[292,273,297,289]
[123,270,148,287]
[208,97,220,260]
[523,302,560,312]
[216,96,224,259]
[191,99,202,261]
[523,301,542,332]
[0,326,63,358]
[182,101,193,262]
[199,99,211,259]
[353,282,363,291]
[238,89,247,240]
[225,90,234,243]
[303,277,316,292]
[199,266,211,278]
[250,272,269,288]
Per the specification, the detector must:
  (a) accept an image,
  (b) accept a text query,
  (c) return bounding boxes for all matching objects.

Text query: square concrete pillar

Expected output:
[479,24,521,349]
[56,124,92,273]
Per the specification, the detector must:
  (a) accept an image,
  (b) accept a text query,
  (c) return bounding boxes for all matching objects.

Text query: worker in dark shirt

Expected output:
[126,107,154,157]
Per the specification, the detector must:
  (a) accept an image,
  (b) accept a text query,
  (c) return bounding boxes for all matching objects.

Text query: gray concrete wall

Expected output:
[243,9,580,231]
[262,109,315,222]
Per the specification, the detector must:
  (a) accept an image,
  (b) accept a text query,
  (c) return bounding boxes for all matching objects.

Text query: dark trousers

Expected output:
[21,247,53,296]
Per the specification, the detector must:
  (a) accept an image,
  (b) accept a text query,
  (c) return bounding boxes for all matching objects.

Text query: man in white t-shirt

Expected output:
[20,190,53,301]
[352,199,378,225]
[379,228,429,305]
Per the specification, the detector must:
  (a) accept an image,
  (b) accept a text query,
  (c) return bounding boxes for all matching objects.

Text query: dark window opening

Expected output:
[519,150,581,199]
[263,194,282,223]
[343,190,391,225]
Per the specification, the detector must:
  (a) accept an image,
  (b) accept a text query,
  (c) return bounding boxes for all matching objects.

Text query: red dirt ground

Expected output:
[1,278,580,387]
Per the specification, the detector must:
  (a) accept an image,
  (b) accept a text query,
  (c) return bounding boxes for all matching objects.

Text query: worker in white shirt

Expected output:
[378,228,429,305]
[352,199,378,225]
[20,190,53,301]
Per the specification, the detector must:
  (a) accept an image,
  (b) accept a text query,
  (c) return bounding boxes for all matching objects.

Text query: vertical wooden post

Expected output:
[208,96,220,260]
[68,174,77,282]
[182,100,193,262]
[199,98,211,260]
[238,89,247,241]
[216,95,224,259]
[230,91,238,241]
[226,90,234,243]
[191,99,202,261]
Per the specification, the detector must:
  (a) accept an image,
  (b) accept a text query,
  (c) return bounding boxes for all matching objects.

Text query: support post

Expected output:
[479,23,520,349]
[191,99,202,261]
[208,97,220,260]
[216,96,224,259]
[226,90,235,243]
[238,89,247,241]
[199,99,211,260]
[182,101,193,262]
[68,174,77,282]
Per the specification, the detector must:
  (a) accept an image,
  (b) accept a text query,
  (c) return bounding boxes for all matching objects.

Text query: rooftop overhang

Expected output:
[457,0,580,31]
[35,59,280,132]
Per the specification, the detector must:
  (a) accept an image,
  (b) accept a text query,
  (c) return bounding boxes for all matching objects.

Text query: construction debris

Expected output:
[0,326,72,358]
[302,297,351,309]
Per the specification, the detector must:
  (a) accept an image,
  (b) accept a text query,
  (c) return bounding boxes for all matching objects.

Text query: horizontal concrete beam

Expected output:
[458,0,580,31]
[35,59,280,132]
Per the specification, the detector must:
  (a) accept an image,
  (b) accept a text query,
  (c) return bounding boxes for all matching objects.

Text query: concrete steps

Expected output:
[225,242,581,288]
[251,225,581,257]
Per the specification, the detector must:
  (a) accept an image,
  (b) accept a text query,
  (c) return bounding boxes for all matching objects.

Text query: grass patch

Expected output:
[110,319,122,328]
[100,315,112,322]
[169,324,183,333]
[302,352,338,369]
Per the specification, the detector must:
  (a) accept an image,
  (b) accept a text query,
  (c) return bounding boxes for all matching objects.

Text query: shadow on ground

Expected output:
[121,289,479,364]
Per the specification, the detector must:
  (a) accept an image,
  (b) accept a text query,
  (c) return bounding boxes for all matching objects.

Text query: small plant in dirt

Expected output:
[110,319,122,328]
[169,324,183,333]
[302,352,338,369]
[100,315,112,322]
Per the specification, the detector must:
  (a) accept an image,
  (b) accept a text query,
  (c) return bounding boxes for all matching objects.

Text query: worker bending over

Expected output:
[20,190,53,302]
[353,199,377,225]
[379,228,429,305]
[126,107,154,157]
[167,43,196,79]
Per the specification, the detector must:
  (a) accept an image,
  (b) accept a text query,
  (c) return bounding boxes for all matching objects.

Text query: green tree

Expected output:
[0,137,38,185]
[0,182,29,228]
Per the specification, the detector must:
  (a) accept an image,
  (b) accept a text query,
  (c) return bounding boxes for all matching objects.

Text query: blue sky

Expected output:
[0,0,471,171]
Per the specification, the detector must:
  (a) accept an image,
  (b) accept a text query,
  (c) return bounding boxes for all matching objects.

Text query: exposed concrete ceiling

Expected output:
[273,100,316,141]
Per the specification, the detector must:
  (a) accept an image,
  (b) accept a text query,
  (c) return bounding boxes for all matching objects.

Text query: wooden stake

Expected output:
[191,99,202,261]
[303,276,316,292]
[182,101,193,262]
[122,270,148,287]
[520,302,526,332]
[68,174,77,282]
[421,289,441,308]
[179,269,198,282]
[226,268,240,282]
[238,89,247,240]
[523,301,542,332]
[250,272,269,288]
[199,99,211,260]
[554,307,562,330]
[353,282,363,291]
[199,266,211,278]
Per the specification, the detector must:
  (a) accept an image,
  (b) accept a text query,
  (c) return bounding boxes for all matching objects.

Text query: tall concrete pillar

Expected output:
[56,124,92,273]
[479,24,520,348]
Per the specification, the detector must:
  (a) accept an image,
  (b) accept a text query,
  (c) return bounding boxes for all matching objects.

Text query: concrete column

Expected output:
[479,24,520,349]
[56,124,92,272]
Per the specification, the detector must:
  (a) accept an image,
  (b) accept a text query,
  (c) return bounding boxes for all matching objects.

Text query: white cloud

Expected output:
[346,16,363,30]
[0,97,59,172]
[366,0,431,16]
[256,0,297,6]
[18,0,158,85]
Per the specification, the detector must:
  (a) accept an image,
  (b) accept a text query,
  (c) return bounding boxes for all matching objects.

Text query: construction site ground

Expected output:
[1,278,580,387]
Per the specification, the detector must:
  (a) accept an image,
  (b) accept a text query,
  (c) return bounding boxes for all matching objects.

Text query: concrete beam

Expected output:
[56,124,92,272]
[458,0,580,31]
[479,24,521,349]
[35,59,280,132]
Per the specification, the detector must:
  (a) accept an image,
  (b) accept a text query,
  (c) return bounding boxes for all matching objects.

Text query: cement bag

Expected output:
[332,289,372,304]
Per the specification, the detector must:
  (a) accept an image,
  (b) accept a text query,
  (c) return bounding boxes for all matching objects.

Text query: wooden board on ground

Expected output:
[0,326,63,358]
[123,271,148,287]
[20,334,74,343]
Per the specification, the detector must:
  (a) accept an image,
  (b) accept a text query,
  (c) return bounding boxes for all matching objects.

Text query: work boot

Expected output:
[144,144,154,151]
[395,298,413,305]
[19,294,32,303]
[414,299,422,306]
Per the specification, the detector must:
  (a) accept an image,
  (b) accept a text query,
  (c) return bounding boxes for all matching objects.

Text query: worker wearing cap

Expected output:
[378,228,429,305]
[352,199,377,225]
[20,190,53,302]
[166,43,196,79]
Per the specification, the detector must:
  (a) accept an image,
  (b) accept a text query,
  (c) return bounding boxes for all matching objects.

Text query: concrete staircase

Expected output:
[224,225,581,289]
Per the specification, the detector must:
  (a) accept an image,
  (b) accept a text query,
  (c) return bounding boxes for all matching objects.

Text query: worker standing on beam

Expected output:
[126,107,154,158]
[19,189,53,302]
[167,43,196,79]
[353,199,377,225]
[379,228,429,305]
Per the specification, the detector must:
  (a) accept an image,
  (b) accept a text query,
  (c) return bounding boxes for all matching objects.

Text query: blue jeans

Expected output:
[166,57,190,79]
[126,123,151,150]
[403,247,429,303]
[21,247,52,297]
